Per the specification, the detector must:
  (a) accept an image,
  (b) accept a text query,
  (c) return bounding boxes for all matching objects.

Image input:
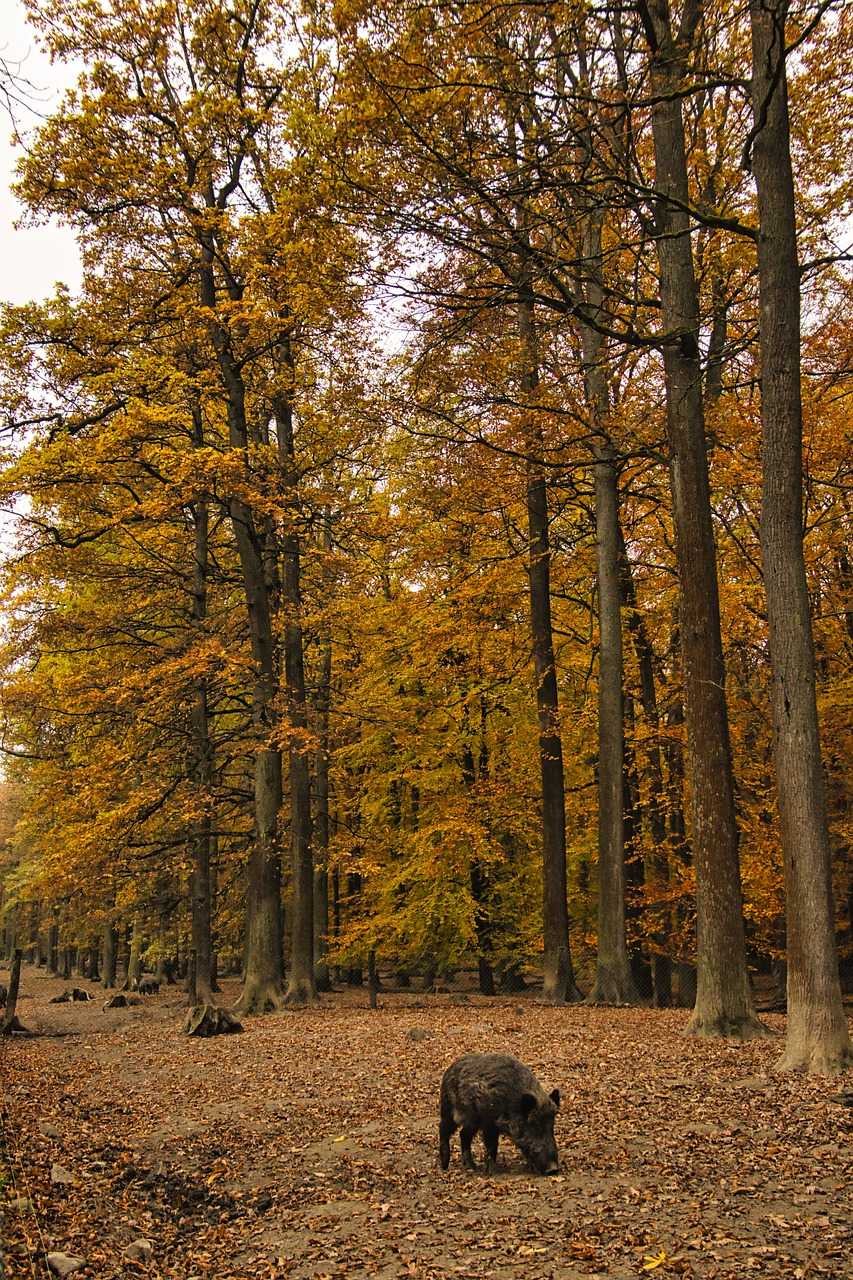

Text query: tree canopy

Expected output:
[1,0,851,1071]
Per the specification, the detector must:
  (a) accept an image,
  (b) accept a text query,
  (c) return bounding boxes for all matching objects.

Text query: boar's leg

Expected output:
[482,1123,499,1173]
[439,1113,456,1170]
[460,1125,478,1171]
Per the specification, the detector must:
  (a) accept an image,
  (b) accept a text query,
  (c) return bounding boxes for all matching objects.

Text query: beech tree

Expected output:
[635,0,764,1038]
[1,0,850,1061]
[747,0,852,1071]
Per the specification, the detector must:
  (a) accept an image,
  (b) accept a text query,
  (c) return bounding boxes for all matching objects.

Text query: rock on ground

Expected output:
[46,1254,85,1276]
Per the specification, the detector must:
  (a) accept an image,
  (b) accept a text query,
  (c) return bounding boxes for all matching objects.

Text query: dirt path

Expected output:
[1,966,850,1278]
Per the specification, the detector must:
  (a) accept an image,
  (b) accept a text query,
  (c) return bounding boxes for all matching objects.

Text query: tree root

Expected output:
[283,977,319,1007]
[232,980,286,1015]
[585,981,642,1007]
[774,1041,853,1075]
[684,1012,771,1040]
[1,1015,34,1036]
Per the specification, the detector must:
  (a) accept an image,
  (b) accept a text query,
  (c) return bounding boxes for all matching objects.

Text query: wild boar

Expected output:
[439,1052,560,1174]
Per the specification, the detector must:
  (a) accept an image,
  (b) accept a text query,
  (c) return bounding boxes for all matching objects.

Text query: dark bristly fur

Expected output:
[439,1052,560,1174]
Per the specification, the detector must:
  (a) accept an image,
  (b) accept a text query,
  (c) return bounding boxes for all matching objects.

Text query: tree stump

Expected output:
[183,1004,243,1037]
[102,993,139,1009]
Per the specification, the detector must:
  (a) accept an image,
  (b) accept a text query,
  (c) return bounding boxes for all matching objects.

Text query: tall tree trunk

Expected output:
[461,738,496,996]
[518,291,578,1003]
[128,916,142,989]
[1,949,24,1035]
[209,840,221,992]
[48,914,60,975]
[153,890,172,984]
[332,865,341,982]
[272,366,316,1007]
[117,923,131,989]
[748,0,851,1072]
[2,902,17,962]
[587,445,638,1003]
[27,901,39,964]
[188,421,214,1006]
[620,533,672,1005]
[102,919,117,989]
[579,212,638,1006]
[641,0,764,1037]
[313,637,332,993]
[200,248,285,1014]
[313,509,333,993]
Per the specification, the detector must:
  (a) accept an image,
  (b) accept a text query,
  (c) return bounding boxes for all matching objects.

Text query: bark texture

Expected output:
[101,920,117,989]
[748,0,851,1073]
[313,551,333,993]
[642,0,764,1038]
[620,533,672,1005]
[274,372,317,1007]
[579,213,638,1006]
[188,454,214,1006]
[518,293,578,1003]
[588,452,637,1003]
[1,950,28,1035]
[128,916,142,990]
[200,245,285,1015]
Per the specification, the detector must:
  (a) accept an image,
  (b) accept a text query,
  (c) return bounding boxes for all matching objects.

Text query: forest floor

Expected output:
[0,967,851,1280]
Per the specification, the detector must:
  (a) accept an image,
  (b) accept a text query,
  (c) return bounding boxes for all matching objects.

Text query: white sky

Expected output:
[1,0,82,305]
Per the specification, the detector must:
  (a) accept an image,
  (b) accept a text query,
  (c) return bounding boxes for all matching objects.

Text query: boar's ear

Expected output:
[550,1088,561,1109]
[519,1092,537,1117]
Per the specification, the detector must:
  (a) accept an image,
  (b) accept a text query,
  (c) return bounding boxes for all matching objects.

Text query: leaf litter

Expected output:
[0,968,850,1279]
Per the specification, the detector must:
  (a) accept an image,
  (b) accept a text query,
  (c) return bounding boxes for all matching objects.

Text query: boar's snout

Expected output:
[528,1146,559,1175]
[519,1130,560,1176]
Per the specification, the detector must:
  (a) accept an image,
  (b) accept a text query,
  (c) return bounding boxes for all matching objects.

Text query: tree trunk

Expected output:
[117,923,131,989]
[620,534,672,1005]
[517,291,578,1004]
[368,949,379,1009]
[200,250,285,1015]
[210,841,221,993]
[102,920,118,988]
[2,902,16,961]
[313,531,333,994]
[128,916,142,989]
[188,468,215,1007]
[462,739,496,997]
[273,371,316,1007]
[1,949,26,1035]
[748,0,851,1072]
[642,0,764,1038]
[27,901,39,963]
[586,447,637,1003]
[153,894,172,984]
[48,916,60,975]
[576,211,638,1004]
